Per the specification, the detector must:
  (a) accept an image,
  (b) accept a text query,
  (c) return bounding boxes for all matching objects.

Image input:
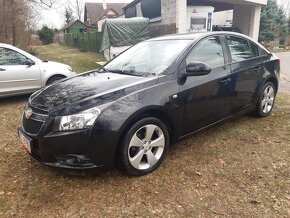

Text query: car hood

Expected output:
[30,71,158,115]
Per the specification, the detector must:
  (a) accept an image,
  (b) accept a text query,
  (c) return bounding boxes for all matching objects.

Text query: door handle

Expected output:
[0,68,6,71]
[220,77,231,83]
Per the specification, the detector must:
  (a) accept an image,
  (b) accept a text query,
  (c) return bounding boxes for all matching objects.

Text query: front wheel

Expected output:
[120,117,169,176]
[254,81,276,117]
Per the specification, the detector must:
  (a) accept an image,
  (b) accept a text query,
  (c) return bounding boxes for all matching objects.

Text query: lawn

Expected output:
[0,93,289,217]
[32,44,105,73]
[0,44,289,217]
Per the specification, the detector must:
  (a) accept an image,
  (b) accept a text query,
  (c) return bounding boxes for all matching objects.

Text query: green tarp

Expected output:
[100,17,150,52]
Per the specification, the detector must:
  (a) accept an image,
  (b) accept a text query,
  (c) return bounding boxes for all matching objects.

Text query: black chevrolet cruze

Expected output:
[19,32,280,176]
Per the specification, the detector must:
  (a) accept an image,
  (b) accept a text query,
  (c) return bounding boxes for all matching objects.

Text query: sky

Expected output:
[38,0,133,29]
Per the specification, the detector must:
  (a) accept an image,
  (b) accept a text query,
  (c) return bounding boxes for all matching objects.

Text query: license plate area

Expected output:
[19,130,32,153]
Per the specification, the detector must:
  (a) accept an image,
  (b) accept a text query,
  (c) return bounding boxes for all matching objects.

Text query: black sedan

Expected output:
[19,32,280,176]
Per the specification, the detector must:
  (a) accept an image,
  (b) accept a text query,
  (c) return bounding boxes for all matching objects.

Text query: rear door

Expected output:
[0,47,41,95]
[178,35,232,136]
[225,35,264,114]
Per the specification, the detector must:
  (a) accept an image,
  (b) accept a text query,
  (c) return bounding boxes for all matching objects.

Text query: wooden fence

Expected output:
[64,32,103,53]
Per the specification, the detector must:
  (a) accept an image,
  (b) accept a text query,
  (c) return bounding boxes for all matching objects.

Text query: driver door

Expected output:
[0,47,41,95]
[178,36,232,135]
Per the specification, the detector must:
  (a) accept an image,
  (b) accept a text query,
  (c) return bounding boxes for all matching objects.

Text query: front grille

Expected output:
[31,106,48,115]
[22,116,44,135]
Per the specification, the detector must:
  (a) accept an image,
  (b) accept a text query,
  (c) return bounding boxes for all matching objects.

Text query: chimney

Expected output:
[103,0,107,10]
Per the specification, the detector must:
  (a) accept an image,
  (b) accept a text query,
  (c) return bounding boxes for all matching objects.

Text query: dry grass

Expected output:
[0,44,289,217]
[0,92,289,217]
[31,44,105,73]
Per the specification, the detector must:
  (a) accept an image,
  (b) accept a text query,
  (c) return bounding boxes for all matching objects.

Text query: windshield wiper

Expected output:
[107,69,145,77]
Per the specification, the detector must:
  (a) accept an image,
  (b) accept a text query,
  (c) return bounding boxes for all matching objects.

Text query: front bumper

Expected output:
[18,115,119,173]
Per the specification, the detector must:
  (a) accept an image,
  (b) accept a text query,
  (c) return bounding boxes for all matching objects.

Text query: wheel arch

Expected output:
[45,74,66,86]
[266,77,278,93]
[114,106,175,165]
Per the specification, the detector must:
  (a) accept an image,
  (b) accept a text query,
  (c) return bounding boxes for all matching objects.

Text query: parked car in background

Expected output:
[0,43,76,98]
[19,32,280,176]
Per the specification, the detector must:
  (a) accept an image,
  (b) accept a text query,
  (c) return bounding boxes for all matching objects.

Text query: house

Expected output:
[61,20,97,34]
[84,2,126,27]
[123,0,268,40]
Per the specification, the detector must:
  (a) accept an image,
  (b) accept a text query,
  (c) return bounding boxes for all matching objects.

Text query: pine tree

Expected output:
[259,0,288,43]
[65,6,74,24]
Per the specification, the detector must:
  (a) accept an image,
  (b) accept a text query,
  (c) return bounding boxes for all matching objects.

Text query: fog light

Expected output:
[65,155,80,165]
[56,155,94,167]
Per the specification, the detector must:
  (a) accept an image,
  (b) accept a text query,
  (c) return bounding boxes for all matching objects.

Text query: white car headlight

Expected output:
[54,107,101,131]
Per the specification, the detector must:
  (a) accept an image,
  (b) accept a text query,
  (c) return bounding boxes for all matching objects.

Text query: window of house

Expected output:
[186,36,225,69]
[125,6,136,18]
[141,0,161,22]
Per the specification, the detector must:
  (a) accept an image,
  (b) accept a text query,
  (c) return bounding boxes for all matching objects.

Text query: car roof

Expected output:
[147,31,256,42]
[0,43,14,48]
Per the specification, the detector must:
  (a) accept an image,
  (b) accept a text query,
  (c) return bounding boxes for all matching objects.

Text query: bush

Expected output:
[37,26,54,44]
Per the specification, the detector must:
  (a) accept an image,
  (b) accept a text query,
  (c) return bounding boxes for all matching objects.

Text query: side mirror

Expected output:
[186,62,211,76]
[24,59,35,66]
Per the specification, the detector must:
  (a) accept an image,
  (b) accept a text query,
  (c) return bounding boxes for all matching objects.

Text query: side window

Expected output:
[226,36,253,62]
[0,47,27,65]
[186,36,225,69]
[259,47,267,56]
[250,42,259,58]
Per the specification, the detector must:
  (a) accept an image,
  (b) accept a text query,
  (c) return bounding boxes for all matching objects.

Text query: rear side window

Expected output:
[250,42,259,57]
[259,47,268,56]
[186,36,225,68]
[226,36,253,62]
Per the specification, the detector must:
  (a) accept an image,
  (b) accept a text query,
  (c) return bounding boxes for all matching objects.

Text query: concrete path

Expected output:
[275,52,290,93]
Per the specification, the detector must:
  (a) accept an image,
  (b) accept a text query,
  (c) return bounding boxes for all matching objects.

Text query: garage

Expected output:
[124,0,267,40]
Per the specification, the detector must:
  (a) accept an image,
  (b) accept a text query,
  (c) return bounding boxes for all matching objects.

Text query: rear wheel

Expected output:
[120,117,169,176]
[46,75,65,86]
[254,81,276,117]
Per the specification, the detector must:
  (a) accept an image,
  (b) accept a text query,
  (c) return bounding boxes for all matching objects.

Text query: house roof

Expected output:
[85,3,126,24]
[95,8,119,23]
[123,0,141,9]
[61,20,87,31]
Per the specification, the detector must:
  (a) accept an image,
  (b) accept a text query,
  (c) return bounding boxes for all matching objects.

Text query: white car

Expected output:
[0,43,76,97]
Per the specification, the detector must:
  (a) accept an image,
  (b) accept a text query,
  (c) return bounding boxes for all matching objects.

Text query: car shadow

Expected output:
[0,94,30,106]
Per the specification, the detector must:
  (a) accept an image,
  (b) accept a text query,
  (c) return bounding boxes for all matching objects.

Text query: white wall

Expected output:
[213,10,233,26]
[233,4,261,40]
[176,0,187,33]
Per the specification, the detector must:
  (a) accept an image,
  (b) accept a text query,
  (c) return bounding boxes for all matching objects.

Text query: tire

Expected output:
[120,117,170,176]
[254,81,276,117]
[46,76,65,86]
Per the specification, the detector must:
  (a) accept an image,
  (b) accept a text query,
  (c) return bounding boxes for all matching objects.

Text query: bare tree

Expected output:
[0,0,35,48]
[70,0,84,21]
[28,0,59,8]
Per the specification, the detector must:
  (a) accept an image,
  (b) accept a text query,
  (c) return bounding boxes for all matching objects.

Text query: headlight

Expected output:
[53,107,101,131]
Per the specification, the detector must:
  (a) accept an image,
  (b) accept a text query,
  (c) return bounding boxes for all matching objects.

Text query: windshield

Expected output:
[103,40,192,77]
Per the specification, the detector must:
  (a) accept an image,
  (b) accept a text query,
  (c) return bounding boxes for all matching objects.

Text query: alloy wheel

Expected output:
[261,85,275,114]
[128,124,165,170]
